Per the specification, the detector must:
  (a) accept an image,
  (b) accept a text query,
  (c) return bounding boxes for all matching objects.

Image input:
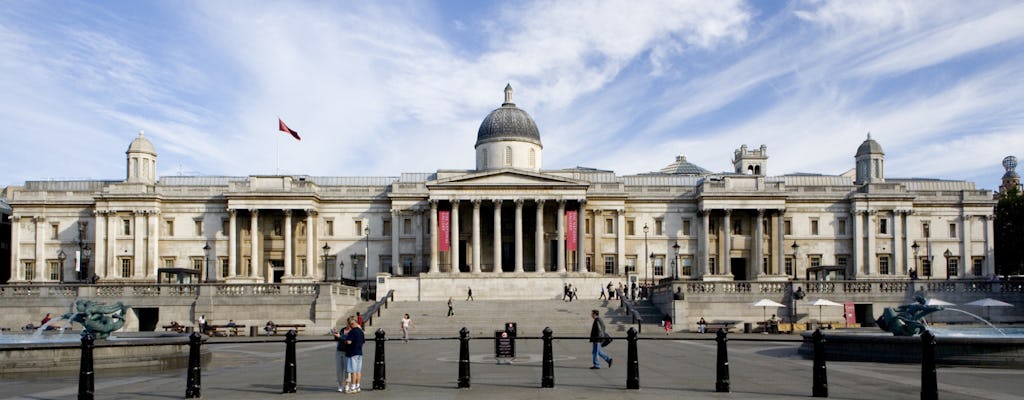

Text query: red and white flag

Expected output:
[278,118,301,141]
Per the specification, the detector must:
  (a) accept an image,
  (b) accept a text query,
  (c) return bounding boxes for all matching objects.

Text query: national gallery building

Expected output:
[3,86,998,290]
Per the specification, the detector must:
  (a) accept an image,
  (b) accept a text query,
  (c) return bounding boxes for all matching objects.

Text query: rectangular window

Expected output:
[784,257,793,277]
[879,255,890,275]
[810,219,819,236]
[122,218,131,236]
[605,218,613,234]
[972,258,983,276]
[164,219,175,236]
[923,222,930,238]
[380,255,392,274]
[585,218,592,235]
[242,257,251,276]
[604,256,615,274]
[708,257,717,275]
[325,219,334,236]
[194,220,203,236]
[922,258,932,277]
[946,257,958,278]
[709,219,717,234]
[949,223,957,238]
[810,255,821,269]
[837,218,847,235]
[732,219,742,235]
[383,219,392,236]
[355,220,363,236]
[121,258,132,277]
[403,218,412,235]
[163,257,175,268]
[654,219,663,236]
[652,256,665,276]
[681,256,693,277]
[24,260,35,280]
[192,257,204,270]
[836,255,848,269]
[585,256,592,272]
[50,223,59,240]
[625,256,636,273]
[784,219,792,235]
[627,220,635,236]
[351,255,366,278]
[879,218,889,235]
[682,219,691,236]
[272,219,282,236]
[48,260,60,281]
[222,219,229,236]
[220,257,230,277]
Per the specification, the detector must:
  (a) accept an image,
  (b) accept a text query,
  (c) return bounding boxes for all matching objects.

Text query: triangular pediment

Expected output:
[428,169,587,188]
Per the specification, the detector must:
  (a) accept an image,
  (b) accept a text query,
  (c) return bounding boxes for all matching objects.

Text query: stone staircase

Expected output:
[357,298,664,338]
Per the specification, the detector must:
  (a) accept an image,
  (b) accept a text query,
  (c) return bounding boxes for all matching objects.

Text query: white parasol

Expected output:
[808,298,843,322]
[752,299,786,322]
[964,298,1014,319]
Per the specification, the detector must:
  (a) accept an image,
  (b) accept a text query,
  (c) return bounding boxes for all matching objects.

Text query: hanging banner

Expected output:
[566,210,578,251]
[439,210,451,251]
[844,301,857,325]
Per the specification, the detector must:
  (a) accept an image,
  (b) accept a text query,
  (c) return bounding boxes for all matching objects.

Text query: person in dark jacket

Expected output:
[343,316,366,393]
[588,309,613,369]
[332,321,352,392]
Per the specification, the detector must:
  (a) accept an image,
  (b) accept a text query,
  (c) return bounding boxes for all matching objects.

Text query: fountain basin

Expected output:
[0,332,209,376]
[797,328,1024,368]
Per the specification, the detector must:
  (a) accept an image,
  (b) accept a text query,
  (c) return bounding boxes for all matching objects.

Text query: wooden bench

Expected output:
[271,324,306,335]
[756,321,782,333]
[694,321,738,333]
[207,324,246,337]
[161,324,191,333]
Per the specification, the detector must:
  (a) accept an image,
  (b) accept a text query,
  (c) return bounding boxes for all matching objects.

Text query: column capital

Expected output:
[756,208,765,216]
[578,198,587,205]
[557,199,566,207]
[228,209,237,216]
[535,198,546,205]
[471,199,482,208]
[250,209,260,215]
[514,198,524,207]
[33,216,46,222]
[492,198,503,205]
[723,209,732,216]
[283,209,292,217]
[305,209,317,217]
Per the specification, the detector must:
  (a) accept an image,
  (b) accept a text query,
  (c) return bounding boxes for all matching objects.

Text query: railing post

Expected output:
[372,328,387,390]
[715,328,730,393]
[812,329,828,397]
[921,330,937,400]
[541,327,554,388]
[184,332,201,399]
[282,329,298,393]
[627,327,639,389]
[458,327,471,388]
[79,332,95,400]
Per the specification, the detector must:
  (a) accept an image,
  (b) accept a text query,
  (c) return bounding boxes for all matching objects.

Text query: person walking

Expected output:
[599,285,607,300]
[400,313,412,343]
[662,313,673,334]
[588,310,613,369]
[343,316,365,393]
[356,312,364,328]
[447,297,455,317]
[466,287,474,301]
[332,321,351,392]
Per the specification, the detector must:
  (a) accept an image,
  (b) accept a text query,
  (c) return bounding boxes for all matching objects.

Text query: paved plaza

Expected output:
[2,332,1021,400]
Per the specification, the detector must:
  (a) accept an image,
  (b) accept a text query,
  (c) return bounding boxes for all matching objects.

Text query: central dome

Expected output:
[475,84,542,148]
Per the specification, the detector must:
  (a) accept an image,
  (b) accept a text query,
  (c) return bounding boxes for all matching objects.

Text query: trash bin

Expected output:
[743,322,752,333]
[250,326,258,337]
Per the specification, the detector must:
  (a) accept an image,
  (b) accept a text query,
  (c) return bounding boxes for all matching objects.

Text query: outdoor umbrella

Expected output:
[925,298,956,306]
[752,299,786,322]
[808,298,843,322]
[965,298,1014,319]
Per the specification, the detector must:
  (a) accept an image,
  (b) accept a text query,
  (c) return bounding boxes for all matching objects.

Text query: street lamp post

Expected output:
[202,243,211,283]
[364,226,370,301]
[911,241,920,279]
[57,250,66,283]
[943,248,953,279]
[791,242,799,280]
[643,224,649,285]
[672,241,681,280]
[78,238,91,282]
[321,243,331,282]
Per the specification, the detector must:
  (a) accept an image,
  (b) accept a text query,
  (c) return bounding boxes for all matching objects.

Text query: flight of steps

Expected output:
[360,298,665,338]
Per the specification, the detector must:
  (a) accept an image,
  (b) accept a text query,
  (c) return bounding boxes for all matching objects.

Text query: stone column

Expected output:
[577,201,586,273]
[593,210,603,270]
[451,200,460,273]
[492,199,502,274]
[33,217,45,282]
[959,214,969,277]
[391,209,401,275]
[754,209,764,279]
[722,209,732,276]
[106,214,117,278]
[228,210,237,278]
[616,209,626,275]
[556,200,566,273]
[698,210,708,277]
[472,199,482,273]
[94,211,106,279]
[148,211,159,279]
[250,209,260,278]
[10,216,21,282]
[414,208,424,274]
[894,210,904,275]
[535,199,545,273]
[514,199,524,273]
[306,210,316,278]
[984,215,995,276]
[429,200,439,273]
[852,210,862,278]
[776,209,785,276]
[283,210,293,277]
[866,210,877,276]
[132,212,144,278]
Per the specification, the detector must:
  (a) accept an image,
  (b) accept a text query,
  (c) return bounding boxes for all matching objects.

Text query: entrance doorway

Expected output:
[731,258,748,281]
[502,242,514,272]
[271,260,284,283]
[854,304,875,327]
[134,307,159,332]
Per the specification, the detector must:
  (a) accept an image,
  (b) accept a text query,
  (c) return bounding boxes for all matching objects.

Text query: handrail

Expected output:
[615,289,644,333]
[363,290,395,327]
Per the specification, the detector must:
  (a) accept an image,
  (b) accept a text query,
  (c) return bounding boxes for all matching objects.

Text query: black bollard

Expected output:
[541,327,554,388]
[458,327,471,388]
[627,327,639,390]
[282,329,298,393]
[921,330,937,400]
[812,329,828,397]
[715,328,730,393]
[185,332,202,399]
[373,328,387,390]
[79,332,95,400]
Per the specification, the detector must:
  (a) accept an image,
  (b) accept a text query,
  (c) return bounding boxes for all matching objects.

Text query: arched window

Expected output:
[504,146,513,166]
[529,148,536,168]
[754,165,761,175]
[747,165,754,174]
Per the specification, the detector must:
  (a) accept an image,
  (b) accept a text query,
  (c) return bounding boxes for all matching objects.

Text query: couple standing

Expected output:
[333,316,366,393]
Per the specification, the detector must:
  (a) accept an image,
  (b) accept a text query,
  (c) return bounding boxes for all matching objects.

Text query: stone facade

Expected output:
[3,87,997,288]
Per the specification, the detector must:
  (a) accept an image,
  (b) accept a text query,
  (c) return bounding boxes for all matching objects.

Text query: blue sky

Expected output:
[2,0,1022,192]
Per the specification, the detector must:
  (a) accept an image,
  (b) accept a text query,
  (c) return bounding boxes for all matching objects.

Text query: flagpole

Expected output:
[276,124,281,174]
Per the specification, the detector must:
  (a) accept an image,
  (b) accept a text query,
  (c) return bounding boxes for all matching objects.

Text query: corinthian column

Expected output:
[535,199,545,273]
[451,200,460,273]
[429,200,439,273]
[556,200,566,273]
[228,210,237,278]
[472,199,481,273]
[514,199,524,273]
[250,209,260,278]
[577,200,586,272]
[492,199,502,274]
[283,210,293,277]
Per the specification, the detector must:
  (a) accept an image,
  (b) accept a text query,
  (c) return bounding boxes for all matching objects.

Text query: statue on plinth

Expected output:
[875,295,943,336]
[62,299,129,339]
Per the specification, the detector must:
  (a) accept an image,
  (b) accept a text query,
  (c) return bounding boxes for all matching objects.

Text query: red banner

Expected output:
[438,210,451,251]
[566,210,577,251]
[844,301,857,325]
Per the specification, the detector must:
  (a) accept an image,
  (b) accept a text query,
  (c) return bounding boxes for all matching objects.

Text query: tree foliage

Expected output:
[995,188,1024,276]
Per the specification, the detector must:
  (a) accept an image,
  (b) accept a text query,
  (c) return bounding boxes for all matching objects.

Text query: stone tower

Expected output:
[475,84,543,172]
[854,133,884,185]
[126,131,157,184]
[732,144,768,175]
